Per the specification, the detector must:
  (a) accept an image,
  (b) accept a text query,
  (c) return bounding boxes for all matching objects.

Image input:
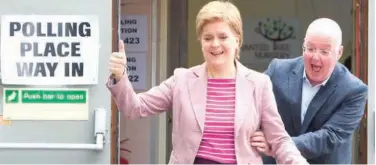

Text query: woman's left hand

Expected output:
[250,131,271,156]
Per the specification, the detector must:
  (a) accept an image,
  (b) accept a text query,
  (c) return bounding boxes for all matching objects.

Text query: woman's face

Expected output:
[200,20,238,68]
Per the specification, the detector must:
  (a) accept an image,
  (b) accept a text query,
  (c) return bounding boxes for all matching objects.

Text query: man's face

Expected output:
[303,33,343,85]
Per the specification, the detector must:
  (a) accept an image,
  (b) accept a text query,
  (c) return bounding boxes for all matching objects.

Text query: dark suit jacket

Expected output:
[262,57,368,164]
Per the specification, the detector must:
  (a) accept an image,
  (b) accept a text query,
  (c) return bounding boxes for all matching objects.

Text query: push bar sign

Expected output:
[0,15,99,85]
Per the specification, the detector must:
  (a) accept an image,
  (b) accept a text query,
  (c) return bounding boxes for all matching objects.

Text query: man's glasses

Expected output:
[302,45,331,57]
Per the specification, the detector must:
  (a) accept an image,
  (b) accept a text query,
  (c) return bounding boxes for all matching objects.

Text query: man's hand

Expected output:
[250,131,271,156]
[109,40,126,81]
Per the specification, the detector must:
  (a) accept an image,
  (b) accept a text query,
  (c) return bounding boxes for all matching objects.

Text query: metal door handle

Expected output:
[0,108,106,150]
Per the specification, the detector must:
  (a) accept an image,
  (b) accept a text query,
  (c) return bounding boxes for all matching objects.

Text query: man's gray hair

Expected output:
[305,18,342,49]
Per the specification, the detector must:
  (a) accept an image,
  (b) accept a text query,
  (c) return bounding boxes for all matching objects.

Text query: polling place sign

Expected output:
[0,15,99,85]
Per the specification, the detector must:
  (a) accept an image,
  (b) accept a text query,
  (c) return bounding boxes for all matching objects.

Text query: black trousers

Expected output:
[193,157,234,164]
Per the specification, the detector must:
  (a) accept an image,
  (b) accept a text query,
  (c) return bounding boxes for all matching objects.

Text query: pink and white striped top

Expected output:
[196,78,237,164]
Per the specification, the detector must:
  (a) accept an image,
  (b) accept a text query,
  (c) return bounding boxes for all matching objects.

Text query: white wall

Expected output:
[368,0,375,164]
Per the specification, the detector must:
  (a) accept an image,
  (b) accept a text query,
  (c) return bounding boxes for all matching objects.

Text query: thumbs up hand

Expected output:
[109,40,127,81]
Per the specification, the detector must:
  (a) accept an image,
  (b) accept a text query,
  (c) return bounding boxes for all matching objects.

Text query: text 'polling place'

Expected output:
[0,15,99,85]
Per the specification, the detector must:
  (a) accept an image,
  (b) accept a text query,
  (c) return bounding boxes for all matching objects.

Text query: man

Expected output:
[251,18,368,164]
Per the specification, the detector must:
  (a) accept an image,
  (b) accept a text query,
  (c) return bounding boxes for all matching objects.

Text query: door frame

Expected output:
[111,0,120,163]
[354,0,371,164]
[165,0,188,162]
[111,0,173,163]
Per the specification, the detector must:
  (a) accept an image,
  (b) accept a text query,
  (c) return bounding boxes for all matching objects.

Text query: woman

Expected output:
[107,1,307,164]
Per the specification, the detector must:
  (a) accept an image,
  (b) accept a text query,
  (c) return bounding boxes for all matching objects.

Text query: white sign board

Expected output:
[0,15,99,85]
[240,17,301,72]
[126,52,147,90]
[120,15,148,52]
[3,88,89,120]
[120,15,148,90]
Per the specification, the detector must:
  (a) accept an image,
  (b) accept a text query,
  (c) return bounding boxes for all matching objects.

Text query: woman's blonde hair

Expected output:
[196,0,243,59]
